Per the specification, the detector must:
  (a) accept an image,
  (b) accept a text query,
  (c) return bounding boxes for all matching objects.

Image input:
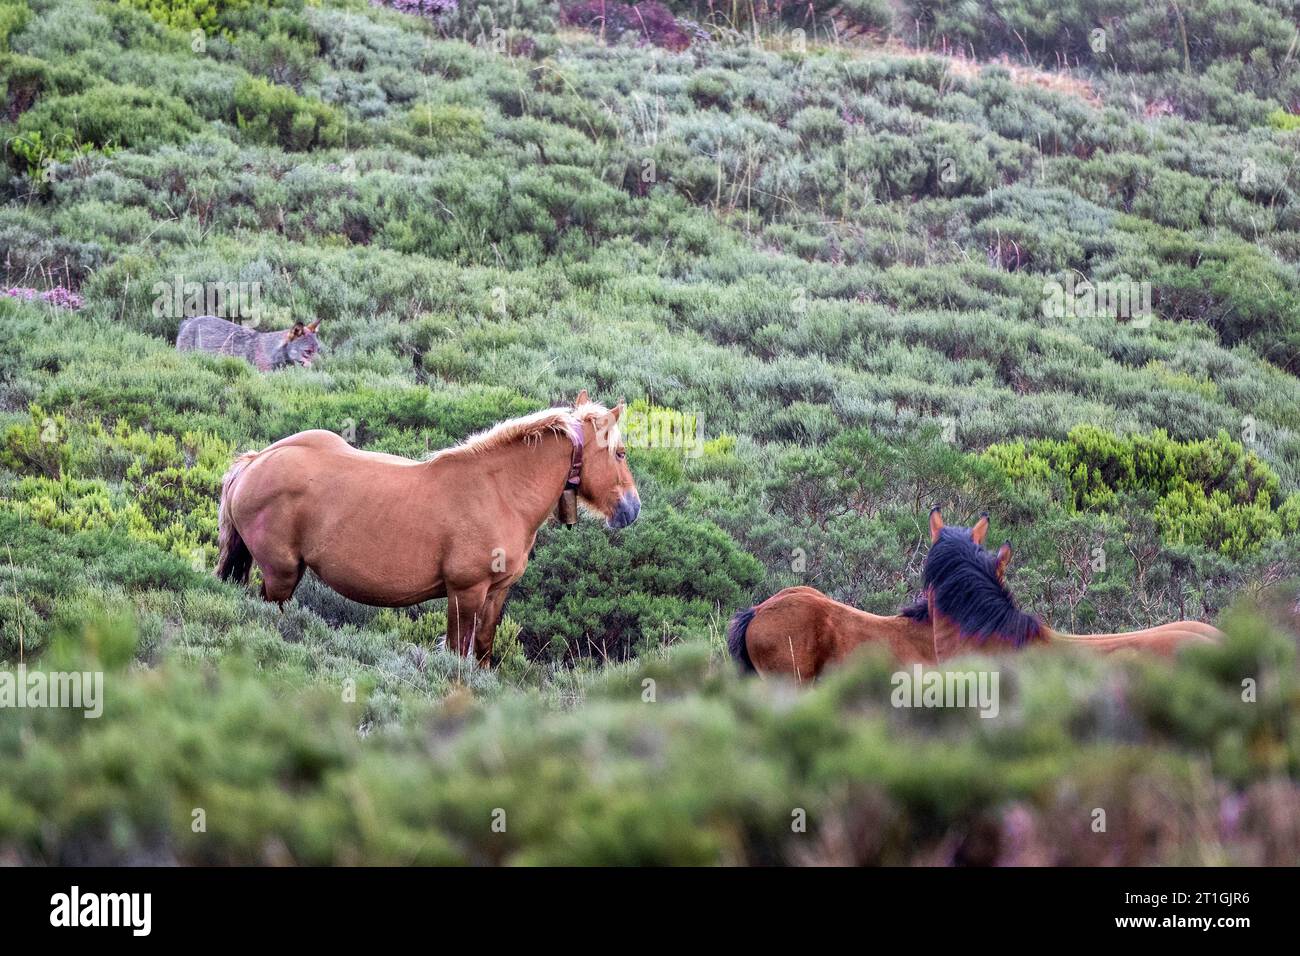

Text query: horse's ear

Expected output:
[306,319,320,333]
[592,400,625,449]
[575,389,589,406]
[929,507,944,543]
[995,541,1012,582]
[971,512,989,545]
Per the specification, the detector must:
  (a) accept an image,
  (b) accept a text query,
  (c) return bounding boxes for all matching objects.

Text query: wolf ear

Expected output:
[929,507,944,543]
[575,389,589,406]
[284,321,305,342]
[971,512,989,545]
[306,319,320,333]
[995,541,1013,582]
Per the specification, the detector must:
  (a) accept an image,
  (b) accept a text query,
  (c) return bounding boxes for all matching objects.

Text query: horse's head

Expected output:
[281,320,321,367]
[929,508,1011,581]
[925,507,1037,646]
[573,389,640,529]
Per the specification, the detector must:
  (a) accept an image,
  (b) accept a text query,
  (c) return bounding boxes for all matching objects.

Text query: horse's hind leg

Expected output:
[261,561,306,613]
[241,538,301,606]
[234,515,305,609]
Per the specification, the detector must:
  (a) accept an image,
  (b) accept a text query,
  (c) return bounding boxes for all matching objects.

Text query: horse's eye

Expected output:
[615,448,627,461]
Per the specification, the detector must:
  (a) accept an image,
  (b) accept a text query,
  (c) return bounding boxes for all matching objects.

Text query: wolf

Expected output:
[176,316,321,370]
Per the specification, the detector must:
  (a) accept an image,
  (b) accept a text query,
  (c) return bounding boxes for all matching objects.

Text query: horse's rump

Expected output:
[727,606,757,673]
[215,450,260,582]
[735,587,937,678]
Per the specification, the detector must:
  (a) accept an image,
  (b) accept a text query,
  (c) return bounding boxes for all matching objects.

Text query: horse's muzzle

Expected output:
[608,492,640,529]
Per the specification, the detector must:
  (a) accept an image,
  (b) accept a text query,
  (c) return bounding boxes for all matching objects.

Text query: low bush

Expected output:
[11,83,199,163]
[984,426,1300,556]
[232,76,344,150]
[510,506,764,661]
[118,0,256,35]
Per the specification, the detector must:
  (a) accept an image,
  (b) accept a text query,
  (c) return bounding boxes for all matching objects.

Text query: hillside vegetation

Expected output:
[1,0,1298,864]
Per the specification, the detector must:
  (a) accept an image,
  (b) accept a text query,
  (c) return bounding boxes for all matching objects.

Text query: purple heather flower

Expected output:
[3,285,84,309]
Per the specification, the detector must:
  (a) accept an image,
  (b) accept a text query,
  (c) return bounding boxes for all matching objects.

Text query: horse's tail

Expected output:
[215,450,259,583]
[1047,620,1222,655]
[727,605,758,674]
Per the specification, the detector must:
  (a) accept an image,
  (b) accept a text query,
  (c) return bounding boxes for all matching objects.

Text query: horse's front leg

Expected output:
[445,583,490,660]
[473,587,512,668]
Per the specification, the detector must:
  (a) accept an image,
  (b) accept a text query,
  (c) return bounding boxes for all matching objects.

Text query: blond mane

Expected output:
[430,402,613,461]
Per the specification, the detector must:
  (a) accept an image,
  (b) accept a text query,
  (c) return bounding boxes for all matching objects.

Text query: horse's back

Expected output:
[1050,621,1221,656]
[1171,620,1223,640]
[269,429,423,468]
[1135,623,1221,654]
[753,586,840,633]
[263,429,354,454]
[758,585,830,609]
[227,430,351,500]
[238,430,427,500]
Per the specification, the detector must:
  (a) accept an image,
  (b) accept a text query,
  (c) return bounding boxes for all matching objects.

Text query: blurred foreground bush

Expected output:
[1,587,1296,865]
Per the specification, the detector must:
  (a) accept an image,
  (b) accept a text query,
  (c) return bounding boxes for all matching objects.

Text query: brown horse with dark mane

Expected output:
[215,391,639,665]
[729,508,1221,680]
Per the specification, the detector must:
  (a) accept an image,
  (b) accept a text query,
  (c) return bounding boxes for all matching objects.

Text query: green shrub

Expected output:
[0,0,30,53]
[233,76,344,150]
[0,51,85,122]
[984,426,1300,556]
[14,83,200,156]
[1,592,1296,864]
[405,103,487,152]
[839,0,893,31]
[1,408,231,565]
[510,507,764,661]
[1268,109,1300,132]
[118,0,254,35]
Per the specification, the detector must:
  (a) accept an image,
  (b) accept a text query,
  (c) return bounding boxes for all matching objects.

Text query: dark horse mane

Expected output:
[923,527,1042,647]
[898,595,930,621]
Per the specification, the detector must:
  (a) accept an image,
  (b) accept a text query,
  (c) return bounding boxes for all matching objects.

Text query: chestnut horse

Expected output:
[215,391,640,665]
[727,512,1000,679]
[729,509,1221,679]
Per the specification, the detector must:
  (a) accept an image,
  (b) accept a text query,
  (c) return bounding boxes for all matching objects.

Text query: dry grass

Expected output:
[823,8,1105,109]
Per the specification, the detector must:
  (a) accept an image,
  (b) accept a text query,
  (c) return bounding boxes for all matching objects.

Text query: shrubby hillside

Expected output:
[0,0,1298,864]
